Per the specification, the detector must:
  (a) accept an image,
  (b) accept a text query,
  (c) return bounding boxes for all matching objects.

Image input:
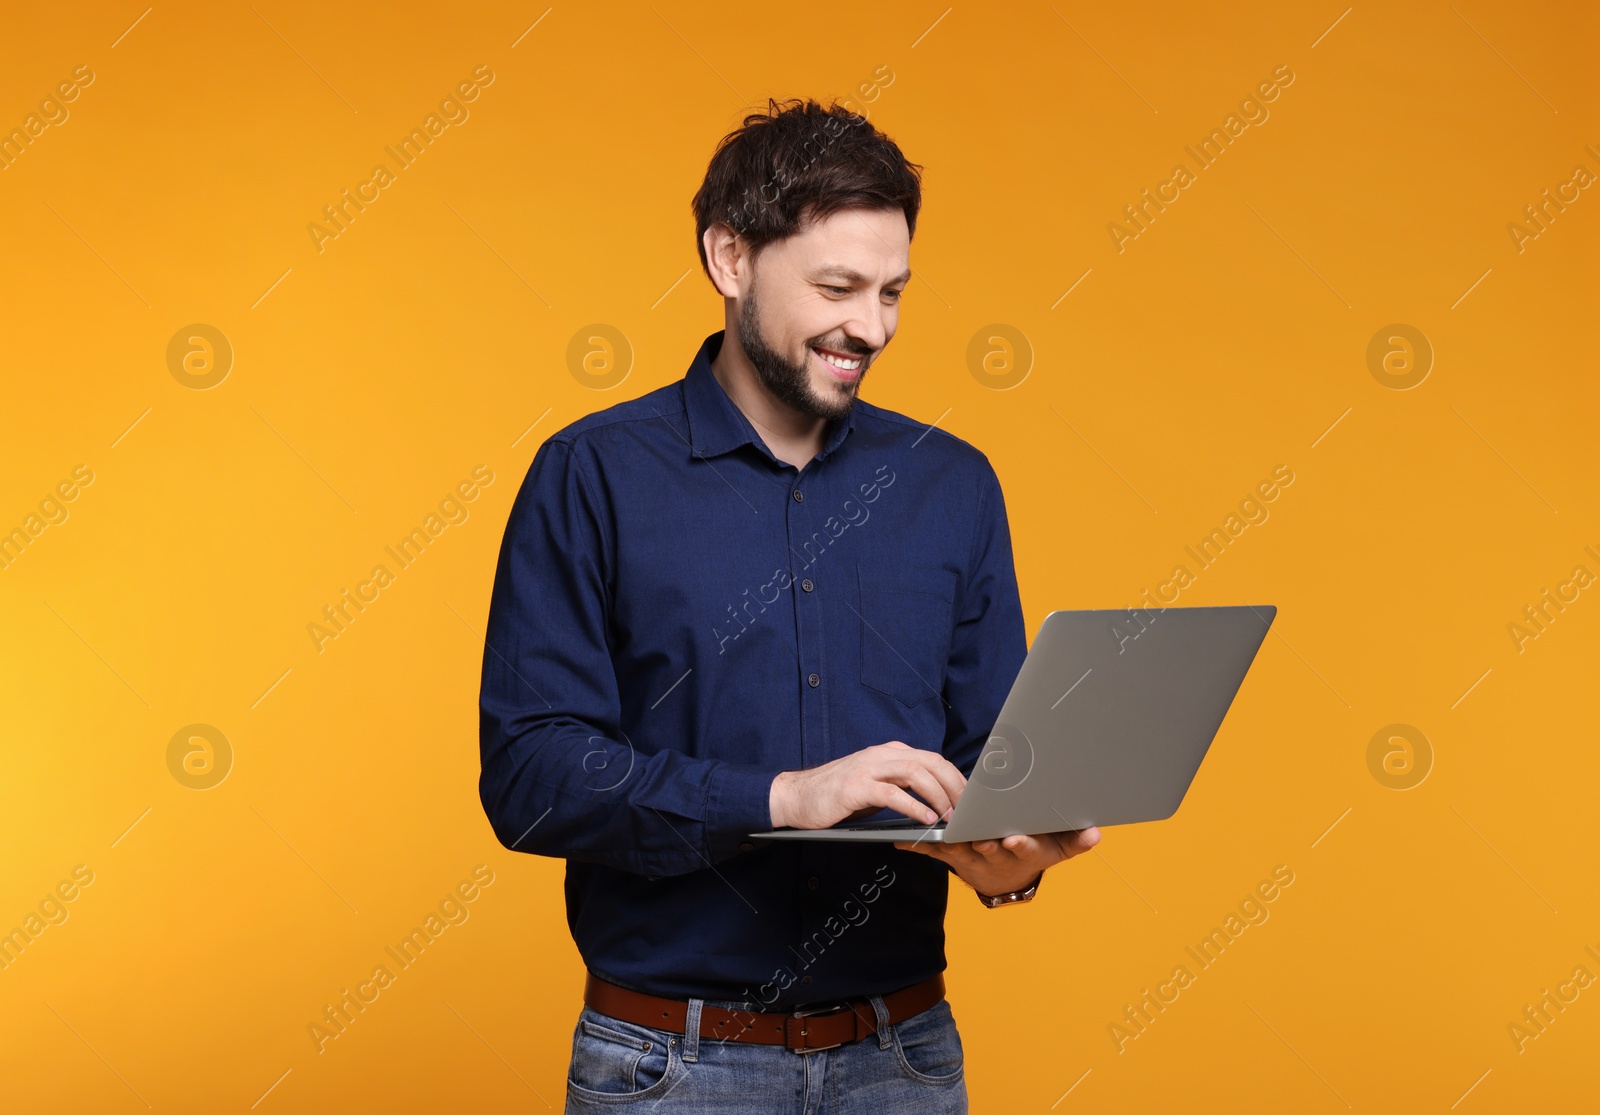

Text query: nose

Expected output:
[845,299,890,356]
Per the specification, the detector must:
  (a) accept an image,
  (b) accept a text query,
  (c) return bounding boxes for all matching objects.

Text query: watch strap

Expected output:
[976,872,1042,908]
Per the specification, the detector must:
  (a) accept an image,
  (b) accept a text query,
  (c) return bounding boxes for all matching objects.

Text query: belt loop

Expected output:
[682,998,704,1063]
[870,994,892,1050]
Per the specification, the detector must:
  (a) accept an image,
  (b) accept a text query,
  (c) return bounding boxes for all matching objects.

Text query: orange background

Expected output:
[2,1,1596,1110]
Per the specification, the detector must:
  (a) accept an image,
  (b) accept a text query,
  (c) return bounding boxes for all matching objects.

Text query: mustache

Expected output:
[810,340,873,357]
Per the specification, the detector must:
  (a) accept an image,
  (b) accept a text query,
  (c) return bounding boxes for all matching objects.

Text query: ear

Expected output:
[702,221,748,300]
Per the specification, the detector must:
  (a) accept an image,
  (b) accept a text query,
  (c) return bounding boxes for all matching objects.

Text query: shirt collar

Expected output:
[683,330,856,464]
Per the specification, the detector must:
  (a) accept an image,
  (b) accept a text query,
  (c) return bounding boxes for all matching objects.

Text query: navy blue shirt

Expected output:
[478,329,1026,1008]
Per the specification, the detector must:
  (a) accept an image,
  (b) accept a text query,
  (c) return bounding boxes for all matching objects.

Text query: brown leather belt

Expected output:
[583,971,945,1053]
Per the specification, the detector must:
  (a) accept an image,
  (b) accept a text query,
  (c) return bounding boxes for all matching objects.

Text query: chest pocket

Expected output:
[857,562,959,707]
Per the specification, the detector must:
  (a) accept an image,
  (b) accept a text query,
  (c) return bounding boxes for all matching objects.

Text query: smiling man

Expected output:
[478,97,1099,1114]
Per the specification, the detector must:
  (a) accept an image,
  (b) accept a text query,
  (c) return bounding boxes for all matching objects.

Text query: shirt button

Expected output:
[807,673,820,688]
[792,490,804,503]
[739,842,754,852]
[801,579,814,592]
[807,876,820,891]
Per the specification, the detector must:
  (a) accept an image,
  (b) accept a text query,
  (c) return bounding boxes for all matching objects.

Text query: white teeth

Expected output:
[813,347,862,371]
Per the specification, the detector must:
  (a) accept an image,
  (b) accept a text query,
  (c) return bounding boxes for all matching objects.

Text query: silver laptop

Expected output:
[751,604,1275,843]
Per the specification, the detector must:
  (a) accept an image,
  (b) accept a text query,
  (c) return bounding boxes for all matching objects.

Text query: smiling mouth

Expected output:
[811,345,867,375]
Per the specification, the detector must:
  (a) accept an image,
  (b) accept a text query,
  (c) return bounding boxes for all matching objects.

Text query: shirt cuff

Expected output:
[705,762,776,862]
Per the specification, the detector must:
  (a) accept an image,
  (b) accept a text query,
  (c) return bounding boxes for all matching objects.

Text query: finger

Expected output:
[1041,829,1093,861]
[900,747,968,809]
[874,785,940,825]
[895,840,952,863]
[928,841,985,870]
[971,839,1001,856]
[1059,827,1101,857]
[986,834,1062,869]
[887,763,955,820]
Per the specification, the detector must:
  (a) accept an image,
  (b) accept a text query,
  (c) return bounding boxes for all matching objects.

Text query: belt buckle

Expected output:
[786,1001,851,1054]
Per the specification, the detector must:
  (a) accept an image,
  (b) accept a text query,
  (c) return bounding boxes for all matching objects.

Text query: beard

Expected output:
[737,281,868,423]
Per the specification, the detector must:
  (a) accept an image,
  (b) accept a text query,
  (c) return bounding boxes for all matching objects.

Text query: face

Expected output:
[732,205,911,423]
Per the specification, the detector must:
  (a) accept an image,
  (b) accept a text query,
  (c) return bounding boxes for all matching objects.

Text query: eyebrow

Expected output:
[814,264,913,287]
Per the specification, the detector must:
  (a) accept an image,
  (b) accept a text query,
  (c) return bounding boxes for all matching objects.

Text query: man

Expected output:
[478,97,1100,1113]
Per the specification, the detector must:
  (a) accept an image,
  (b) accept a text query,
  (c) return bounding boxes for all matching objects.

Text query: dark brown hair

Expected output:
[691,97,924,284]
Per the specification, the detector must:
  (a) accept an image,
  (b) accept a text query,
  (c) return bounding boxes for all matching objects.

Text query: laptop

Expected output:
[750,604,1276,843]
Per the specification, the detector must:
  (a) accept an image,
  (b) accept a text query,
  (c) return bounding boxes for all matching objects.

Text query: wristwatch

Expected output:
[975,872,1042,908]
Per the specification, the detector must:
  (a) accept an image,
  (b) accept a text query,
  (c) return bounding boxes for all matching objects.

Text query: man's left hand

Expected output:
[894,828,1101,897]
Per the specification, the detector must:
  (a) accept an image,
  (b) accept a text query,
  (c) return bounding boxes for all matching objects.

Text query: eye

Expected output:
[822,285,850,296]
[883,289,903,302]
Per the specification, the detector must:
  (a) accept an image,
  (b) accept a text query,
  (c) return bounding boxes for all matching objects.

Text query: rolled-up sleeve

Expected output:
[478,437,772,877]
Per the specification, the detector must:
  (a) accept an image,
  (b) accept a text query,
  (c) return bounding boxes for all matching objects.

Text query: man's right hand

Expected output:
[768,741,967,830]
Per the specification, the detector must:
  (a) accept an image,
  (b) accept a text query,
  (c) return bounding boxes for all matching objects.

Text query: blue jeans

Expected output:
[563,995,967,1113]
